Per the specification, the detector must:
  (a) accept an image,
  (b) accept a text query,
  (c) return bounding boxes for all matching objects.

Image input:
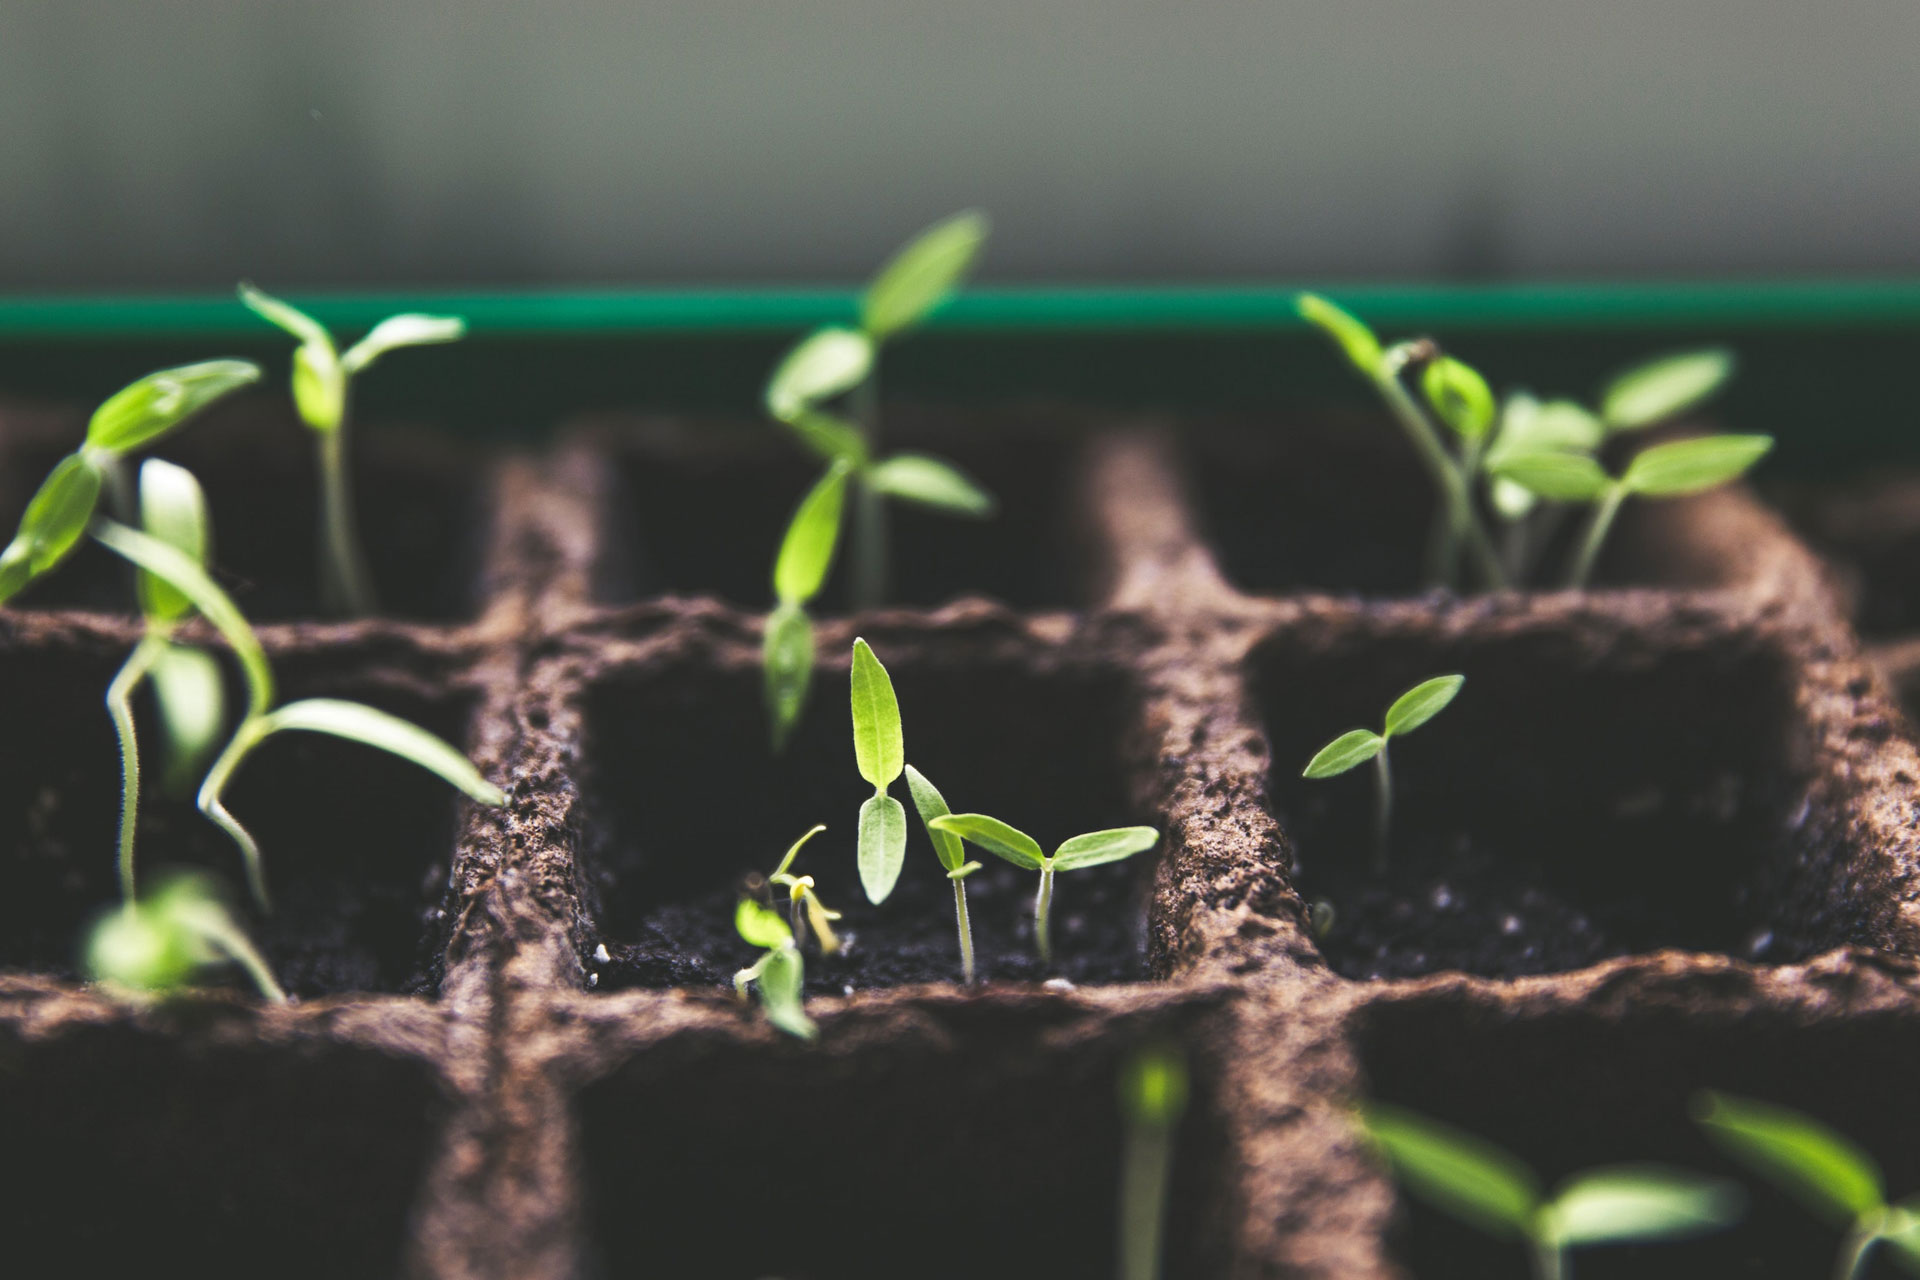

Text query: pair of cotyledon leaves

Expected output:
[1303,675,1463,780]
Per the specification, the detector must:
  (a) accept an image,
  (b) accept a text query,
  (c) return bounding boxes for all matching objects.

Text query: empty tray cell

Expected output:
[597,410,1090,610]
[576,998,1226,1279]
[0,1012,441,1280]
[0,628,483,995]
[1352,984,1920,1279]
[0,400,486,622]
[1254,612,1849,979]
[578,634,1157,991]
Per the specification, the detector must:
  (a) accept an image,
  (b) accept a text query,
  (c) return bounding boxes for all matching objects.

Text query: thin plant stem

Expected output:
[1118,1111,1175,1280]
[952,877,976,984]
[198,717,272,909]
[1372,744,1394,876]
[789,892,807,951]
[1835,1219,1883,1280]
[198,912,289,1002]
[317,422,376,616]
[1035,862,1056,966]
[733,951,771,1001]
[107,634,168,905]
[1566,483,1629,590]
[1375,348,1507,591]
[1529,1237,1566,1280]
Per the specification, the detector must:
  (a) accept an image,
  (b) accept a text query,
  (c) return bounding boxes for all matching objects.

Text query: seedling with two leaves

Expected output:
[1360,1102,1744,1280]
[733,896,814,1041]
[1303,674,1463,874]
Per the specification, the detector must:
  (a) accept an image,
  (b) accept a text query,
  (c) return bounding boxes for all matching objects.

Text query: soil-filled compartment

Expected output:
[0,397,487,622]
[1254,614,1844,980]
[1352,988,1920,1279]
[0,1012,441,1280]
[577,636,1161,992]
[595,409,1093,612]
[576,998,1227,1280]
[1769,471,1920,638]
[0,626,483,995]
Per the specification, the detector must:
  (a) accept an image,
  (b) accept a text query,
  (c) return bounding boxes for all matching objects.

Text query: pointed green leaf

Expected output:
[136,458,211,624]
[763,601,815,751]
[88,359,262,455]
[766,327,874,421]
[1693,1091,1884,1226]
[1621,435,1772,498]
[861,210,989,339]
[771,823,827,879]
[1296,293,1383,374]
[1488,451,1612,502]
[1421,357,1496,441]
[254,697,506,806]
[927,813,1045,871]
[866,454,995,517]
[904,764,965,873]
[8,453,104,586]
[341,313,466,374]
[1600,348,1735,431]
[150,643,226,785]
[756,945,816,1040]
[780,406,870,465]
[1359,1104,1541,1240]
[858,793,908,904]
[1052,826,1159,871]
[1546,1166,1744,1248]
[849,638,904,789]
[736,896,794,949]
[1383,675,1464,739]
[1303,729,1383,779]
[773,462,850,605]
[237,282,333,350]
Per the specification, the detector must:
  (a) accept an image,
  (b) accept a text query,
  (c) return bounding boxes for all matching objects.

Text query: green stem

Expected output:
[1528,1236,1566,1280]
[1835,1219,1883,1280]
[1566,482,1628,590]
[1376,348,1507,591]
[1036,862,1056,966]
[1118,1114,1175,1280]
[733,951,771,1001]
[789,892,807,951]
[850,370,886,609]
[1372,743,1393,876]
[317,423,376,616]
[953,877,976,985]
[197,912,288,1003]
[197,716,272,910]
[107,633,168,905]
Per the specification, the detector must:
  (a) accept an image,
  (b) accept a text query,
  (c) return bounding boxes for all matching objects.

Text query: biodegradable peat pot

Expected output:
[3,391,1920,1280]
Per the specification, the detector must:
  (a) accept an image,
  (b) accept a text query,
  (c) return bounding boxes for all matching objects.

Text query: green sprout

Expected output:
[1118,1042,1189,1280]
[849,637,909,906]
[1361,1102,1744,1280]
[0,360,261,604]
[238,283,465,616]
[763,459,851,749]
[928,813,1158,967]
[905,763,983,984]
[86,872,285,1003]
[1303,674,1463,875]
[733,896,814,1041]
[766,823,842,955]
[1694,1091,1920,1280]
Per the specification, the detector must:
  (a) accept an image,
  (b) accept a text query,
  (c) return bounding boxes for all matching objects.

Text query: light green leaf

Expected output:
[150,643,226,786]
[861,210,990,339]
[1546,1166,1744,1247]
[736,896,794,949]
[771,823,827,879]
[87,872,284,1002]
[1383,675,1464,739]
[290,341,346,433]
[766,327,875,421]
[1296,293,1384,374]
[1052,826,1159,871]
[1486,395,1605,466]
[849,637,904,789]
[757,945,815,1040]
[780,406,869,465]
[11,452,104,582]
[1118,1044,1189,1127]
[1489,451,1612,502]
[1491,476,1538,521]
[1881,1204,1920,1274]
[237,282,333,350]
[1621,435,1772,498]
[1693,1091,1884,1226]
[1359,1104,1541,1240]
[1421,357,1496,441]
[87,359,262,455]
[858,793,908,904]
[1600,348,1735,431]
[866,453,995,517]
[254,697,506,806]
[773,461,850,605]
[341,313,466,374]
[763,601,815,752]
[1303,729,1383,779]
[137,458,210,624]
[927,813,1045,871]
[904,764,965,873]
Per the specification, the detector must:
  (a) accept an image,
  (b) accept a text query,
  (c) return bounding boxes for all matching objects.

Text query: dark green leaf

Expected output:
[1360,1104,1541,1240]
[87,360,262,454]
[1052,826,1159,871]
[850,637,904,789]
[1296,293,1383,374]
[763,602,815,751]
[1421,357,1496,441]
[773,461,851,604]
[1600,348,1735,431]
[1693,1091,1883,1226]
[861,210,989,339]
[1489,451,1612,502]
[254,698,506,806]
[1303,729,1383,779]
[1547,1166,1744,1247]
[1622,435,1772,498]
[904,764,965,873]
[766,327,874,420]
[136,458,210,624]
[736,897,793,949]
[927,813,1045,870]
[1383,675,1464,739]
[857,793,908,904]
[866,453,995,517]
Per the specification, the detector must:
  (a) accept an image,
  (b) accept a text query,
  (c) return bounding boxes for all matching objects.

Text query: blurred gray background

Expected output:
[1,0,1915,290]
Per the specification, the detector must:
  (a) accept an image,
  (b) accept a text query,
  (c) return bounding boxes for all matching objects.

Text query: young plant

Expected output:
[86,872,285,1003]
[765,823,842,955]
[1694,1090,1920,1280]
[905,763,983,984]
[1118,1042,1189,1280]
[928,813,1158,967]
[1303,675,1463,874]
[764,459,851,748]
[238,283,465,615]
[733,896,815,1041]
[849,637,909,906]
[1360,1102,1743,1280]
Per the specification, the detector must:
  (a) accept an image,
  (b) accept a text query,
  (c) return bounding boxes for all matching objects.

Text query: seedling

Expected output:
[1694,1090,1920,1279]
[733,896,814,1041]
[1303,674,1464,874]
[765,823,842,955]
[1118,1042,1189,1280]
[1360,1102,1743,1280]
[764,459,851,749]
[905,764,983,984]
[238,283,465,615]
[928,813,1158,967]
[86,872,285,1003]
[849,637,910,906]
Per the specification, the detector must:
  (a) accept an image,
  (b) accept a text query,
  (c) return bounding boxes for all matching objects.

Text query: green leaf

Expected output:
[861,210,990,339]
[866,454,995,517]
[237,282,333,350]
[773,462,850,605]
[1693,1091,1884,1226]
[1600,348,1735,431]
[1621,435,1772,498]
[290,342,346,433]
[849,637,904,789]
[1881,1204,1920,1274]
[904,764,965,873]
[763,601,815,752]
[1052,826,1159,871]
[1383,675,1464,739]
[136,458,210,624]
[756,945,816,1040]
[150,643,226,785]
[1486,395,1605,466]
[1488,451,1612,502]
[1303,729,1384,779]
[771,823,827,879]
[736,896,793,949]
[87,872,284,1002]
[1546,1166,1744,1248]
[766,327,875,421]
[780,406,870,465]
[254,697,506,806]
[9,453,104,585]
[87,359,262,455]
[857,793,908,904]
[1118,1044,1189,1127]
[1490,476,1538,521]
[1359,1104,1541,1240]
[927,813,1045,871]
[1421,357,1496,441]
[1296,293,1384,374]
[341,313,466,374]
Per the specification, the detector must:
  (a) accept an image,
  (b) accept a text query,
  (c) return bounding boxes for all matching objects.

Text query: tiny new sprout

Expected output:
[1361,1103,1743,1280]
[928,813,1158,967]
[766,824,842,955]
[849,637,910,907]
[905,763,983,984]
[86,873,285,1003]
[1118,1043,1189,1280]
[238,283,465,615]
[733,896,815,1041]
[1694,1091,1920,1280]
[1303,675,1463,875]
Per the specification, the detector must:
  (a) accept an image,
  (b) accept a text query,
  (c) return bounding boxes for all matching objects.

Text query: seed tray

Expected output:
[2,391,1918,1279]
